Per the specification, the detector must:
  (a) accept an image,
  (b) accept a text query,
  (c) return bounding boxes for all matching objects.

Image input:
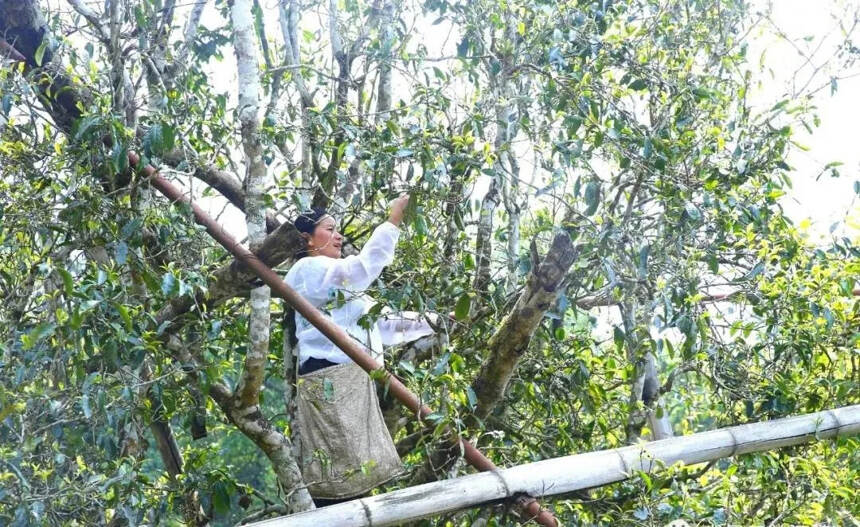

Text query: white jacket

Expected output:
[284,221,435,366]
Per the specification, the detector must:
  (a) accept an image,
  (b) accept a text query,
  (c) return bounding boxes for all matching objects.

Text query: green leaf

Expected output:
[584,181,600,216]
[693,87,711,100]
[454,293,471,321]
[466,387,477,409]
[23,323,56,350]
[34,38,48,67]
[684,202,701,222]
[144,124,166,157]
[739,262,764,282]
[665,339,675,359]
[463,252,475,270]
[162,124,175,153]
[116,303,132,331]
[643,137,653,158]
[457,37,470,57]
[57,268,74,296]
[398,360,415,375]
[628,78,647,91]
[114,241,128,265]
[414,214,428,237]
[637,245,650,279]
[323,378,334,401]
[613,327,625,352]
[212,481,231,514]
[120,218,142,240]
[74,116,99,141]
[432,352,450,375]
[111,140,128,174]
[161,273,176,296]
[81,394,92,419]
[707,253,719,274]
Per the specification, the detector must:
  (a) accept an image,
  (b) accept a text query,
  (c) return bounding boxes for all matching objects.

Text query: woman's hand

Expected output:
[388,194,410,226]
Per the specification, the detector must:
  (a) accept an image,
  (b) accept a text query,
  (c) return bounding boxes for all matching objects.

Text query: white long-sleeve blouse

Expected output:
[284,221,435,367]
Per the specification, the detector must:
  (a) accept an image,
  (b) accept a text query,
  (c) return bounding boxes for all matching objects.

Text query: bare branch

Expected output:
[67,0,110,44]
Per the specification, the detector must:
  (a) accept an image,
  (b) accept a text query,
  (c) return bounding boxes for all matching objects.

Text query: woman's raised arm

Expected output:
[288,195,410,302]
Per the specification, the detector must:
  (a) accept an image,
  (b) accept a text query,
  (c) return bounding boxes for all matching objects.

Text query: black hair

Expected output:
[293,208,329,234]
[293,208,332,258]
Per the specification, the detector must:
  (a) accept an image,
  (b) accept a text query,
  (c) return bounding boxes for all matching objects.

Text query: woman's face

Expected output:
[307,216,343,258]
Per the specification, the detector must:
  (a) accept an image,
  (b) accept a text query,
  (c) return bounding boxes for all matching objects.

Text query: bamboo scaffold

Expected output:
[250,405,860,527]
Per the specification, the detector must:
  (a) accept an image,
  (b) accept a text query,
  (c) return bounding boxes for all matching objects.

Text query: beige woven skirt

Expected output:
[295,362,403,499]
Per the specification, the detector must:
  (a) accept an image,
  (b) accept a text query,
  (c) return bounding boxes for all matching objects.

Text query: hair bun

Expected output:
[294,208,329,234]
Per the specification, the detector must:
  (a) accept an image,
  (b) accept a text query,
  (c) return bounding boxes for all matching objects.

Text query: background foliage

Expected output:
[0,0,858,525]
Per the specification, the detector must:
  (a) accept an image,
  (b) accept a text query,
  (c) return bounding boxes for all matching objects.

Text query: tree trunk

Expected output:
[229,0,313,512]
[471,226,578,421]
[277,0,317,207]
[473,177,499,295]
[232,0,269,407]
[375,0,394,122]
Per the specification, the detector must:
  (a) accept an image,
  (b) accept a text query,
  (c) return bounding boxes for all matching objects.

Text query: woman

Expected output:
[285,195,435,506]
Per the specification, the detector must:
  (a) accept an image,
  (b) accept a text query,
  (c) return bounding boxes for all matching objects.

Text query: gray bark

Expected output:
[620,301,674,442]
[174,0,207,69]
[277,0,316,205]
[472,178,499,295]
[471,225,579,421]
[473,65,515,296]
[230,1,312,512]
[375,0,395,122]
[232,0,271,412]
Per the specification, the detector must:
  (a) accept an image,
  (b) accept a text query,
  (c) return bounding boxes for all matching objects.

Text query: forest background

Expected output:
[0,0,858,525]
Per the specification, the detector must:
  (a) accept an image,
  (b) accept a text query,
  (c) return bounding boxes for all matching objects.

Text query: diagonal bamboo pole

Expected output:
[250,405,860,526]
[134,157,558,526]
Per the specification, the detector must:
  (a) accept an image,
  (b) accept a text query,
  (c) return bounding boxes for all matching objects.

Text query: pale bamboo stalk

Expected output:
[254,405,860,527]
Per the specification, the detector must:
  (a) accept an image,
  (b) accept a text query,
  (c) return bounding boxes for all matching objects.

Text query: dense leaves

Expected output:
[1,0,857,525]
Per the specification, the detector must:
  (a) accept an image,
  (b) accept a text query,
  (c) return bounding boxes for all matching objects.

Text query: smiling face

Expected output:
[306,216,343,258]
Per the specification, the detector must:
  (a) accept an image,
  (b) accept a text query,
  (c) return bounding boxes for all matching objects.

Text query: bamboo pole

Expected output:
[136,161,557,526]
[251,405,860,527]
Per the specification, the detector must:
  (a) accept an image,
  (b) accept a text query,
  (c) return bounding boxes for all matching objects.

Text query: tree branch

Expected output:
[470,225,579,421]
[67,0,110,44]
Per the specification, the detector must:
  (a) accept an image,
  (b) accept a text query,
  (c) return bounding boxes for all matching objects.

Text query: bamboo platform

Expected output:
[252,404,860,526]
